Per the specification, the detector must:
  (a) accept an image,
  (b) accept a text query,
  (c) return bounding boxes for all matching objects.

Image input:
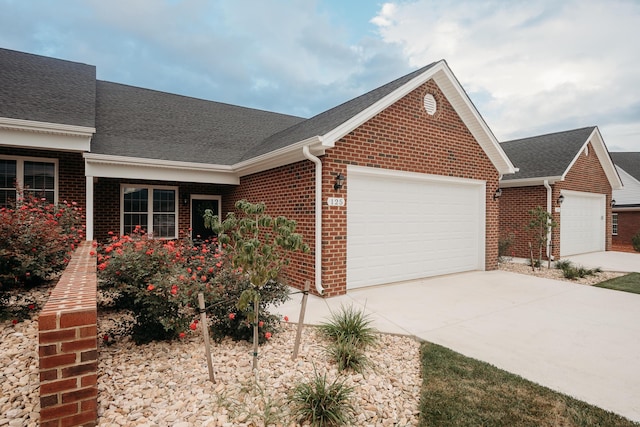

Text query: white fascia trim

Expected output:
[561,127,623,190]
[499,176,563,188]
[84,153,239,185]
[234,136,325,177]
[432,67,515,176]
[0,117,96,137]
[320,61,514,176]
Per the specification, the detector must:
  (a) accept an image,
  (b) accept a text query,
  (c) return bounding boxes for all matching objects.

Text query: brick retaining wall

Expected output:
[38,241,98,427]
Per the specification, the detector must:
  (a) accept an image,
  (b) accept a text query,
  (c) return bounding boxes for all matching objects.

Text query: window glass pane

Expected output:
[24,190,54,204]
[153,214,175,238]
[153,189,175,213]
[124,214,148,235]
[0,160,16,188]
[0,189,16,207]
[24,161,54,190]
[123,188,148,213]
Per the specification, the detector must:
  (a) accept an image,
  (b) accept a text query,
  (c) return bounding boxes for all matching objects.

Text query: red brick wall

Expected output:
[555,142,613,257]
[0,147,86,226]
[225,162,317,293]
[613,210,640,249]
[499,141,613,259]
[499,186,548,259]
[38,242,98,427]
[92,178,230,241]
[229,79,501,296]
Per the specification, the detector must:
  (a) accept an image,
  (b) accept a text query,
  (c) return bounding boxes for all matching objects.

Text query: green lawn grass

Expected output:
[594,272,640,294]
[419,342,639,427]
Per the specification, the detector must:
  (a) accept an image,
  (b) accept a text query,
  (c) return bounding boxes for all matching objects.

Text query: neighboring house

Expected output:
[610,152,640,250]
[0,47,516,297]
[499,127,622,260]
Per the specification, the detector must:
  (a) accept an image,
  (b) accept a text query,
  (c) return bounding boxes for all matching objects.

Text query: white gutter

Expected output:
[302,146,324,295]
[543,180,553,260]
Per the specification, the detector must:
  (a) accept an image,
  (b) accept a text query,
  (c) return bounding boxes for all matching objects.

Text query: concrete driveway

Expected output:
[275,270,640,422]
[562,250,639,272]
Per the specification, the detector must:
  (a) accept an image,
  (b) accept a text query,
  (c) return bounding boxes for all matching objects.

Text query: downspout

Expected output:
[543,180,553,260]
[302,146,325,295]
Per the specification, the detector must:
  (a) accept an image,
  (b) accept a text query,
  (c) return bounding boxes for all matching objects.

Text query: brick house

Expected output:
[1,47,516,297]
[610,152,640,251]
[499,127,622,261]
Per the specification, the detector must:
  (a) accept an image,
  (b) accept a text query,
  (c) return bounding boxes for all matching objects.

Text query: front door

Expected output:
[191,196,220,244]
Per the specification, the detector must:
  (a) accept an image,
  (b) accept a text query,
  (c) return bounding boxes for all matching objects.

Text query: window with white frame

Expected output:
[612,213,618,236]
[0,156,57,207]
[122,185,177,238]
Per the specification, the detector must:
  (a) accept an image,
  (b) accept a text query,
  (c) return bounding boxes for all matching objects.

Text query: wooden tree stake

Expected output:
[198,293,215,383]
[292,280,310,360]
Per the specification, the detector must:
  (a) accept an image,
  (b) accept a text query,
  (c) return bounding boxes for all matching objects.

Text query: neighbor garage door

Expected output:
[560,190,606,256]
[346,166,486,289]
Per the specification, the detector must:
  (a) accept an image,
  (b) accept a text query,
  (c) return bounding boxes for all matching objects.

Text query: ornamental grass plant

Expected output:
[289,367,355,427]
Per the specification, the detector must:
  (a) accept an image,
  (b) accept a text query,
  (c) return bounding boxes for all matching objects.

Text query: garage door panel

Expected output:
[560,192,605,256]
[346,167,485,289]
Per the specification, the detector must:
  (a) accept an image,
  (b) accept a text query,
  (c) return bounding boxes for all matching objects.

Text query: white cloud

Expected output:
[371,0,640,150]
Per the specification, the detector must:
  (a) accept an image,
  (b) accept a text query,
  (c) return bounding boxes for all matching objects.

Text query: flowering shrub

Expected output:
[96,228,290,345]
[0,196,83,288]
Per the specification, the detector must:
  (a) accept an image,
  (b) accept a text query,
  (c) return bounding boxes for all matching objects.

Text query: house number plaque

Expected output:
[327,197,345,207]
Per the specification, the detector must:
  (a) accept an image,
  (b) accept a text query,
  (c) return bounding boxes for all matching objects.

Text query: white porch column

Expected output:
[85,175,94,241]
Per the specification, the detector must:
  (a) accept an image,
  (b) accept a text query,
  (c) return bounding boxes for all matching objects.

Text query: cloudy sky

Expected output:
[1,0,639,151]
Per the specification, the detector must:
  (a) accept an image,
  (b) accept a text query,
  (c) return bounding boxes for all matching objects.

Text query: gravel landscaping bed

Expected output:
[1,285,421,426]
[499,259,625,285]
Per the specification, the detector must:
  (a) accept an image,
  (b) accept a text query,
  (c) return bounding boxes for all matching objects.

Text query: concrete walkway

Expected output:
[274,270,640,422]
[562,250,639,273]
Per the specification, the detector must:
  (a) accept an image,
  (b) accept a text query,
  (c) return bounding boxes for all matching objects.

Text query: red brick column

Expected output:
[38,241,98,427]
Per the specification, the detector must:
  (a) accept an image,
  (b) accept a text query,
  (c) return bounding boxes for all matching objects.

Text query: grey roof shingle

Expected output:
[242,62,439,161]
[500,127,596,180]
[91,81,305,165]
[610,152,640,182]
[0,48,96,127]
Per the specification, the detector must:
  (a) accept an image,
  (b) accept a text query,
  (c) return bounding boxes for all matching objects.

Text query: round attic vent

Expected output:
[424,93,437,115]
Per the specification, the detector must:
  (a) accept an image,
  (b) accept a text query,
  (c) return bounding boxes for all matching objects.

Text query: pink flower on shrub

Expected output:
[284,316,289,322]
[229,313,235,320]
[108,231,114,235]
[147,284,155,291]
[216,262,222,268]
[201,275,207,282]
[179,332,186,339]
[258,321,264,327]
[265,332,272,340]
[89,251,96,256]
[28,304,35,310]
[170,286,178,295]
[98,263,107,271]
[12,319,18,325]
[189,322,197,331]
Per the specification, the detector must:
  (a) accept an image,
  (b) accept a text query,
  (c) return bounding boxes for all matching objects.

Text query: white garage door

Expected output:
[346,166,486,289]
[560,190,606,256]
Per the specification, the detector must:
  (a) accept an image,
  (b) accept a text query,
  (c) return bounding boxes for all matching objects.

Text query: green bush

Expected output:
[97,229,289,345]
[325,337,370,373]
[555,260,600,280]
[632,230,640,252]
[0,197,83,288]
[289,369,355,427]
[201,271,288,344]
[319,304,377,348]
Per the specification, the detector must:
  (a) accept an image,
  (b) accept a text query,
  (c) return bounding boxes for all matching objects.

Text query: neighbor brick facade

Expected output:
[499,141,613,260]
[227,79,501,296]
[613,210,640,250]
